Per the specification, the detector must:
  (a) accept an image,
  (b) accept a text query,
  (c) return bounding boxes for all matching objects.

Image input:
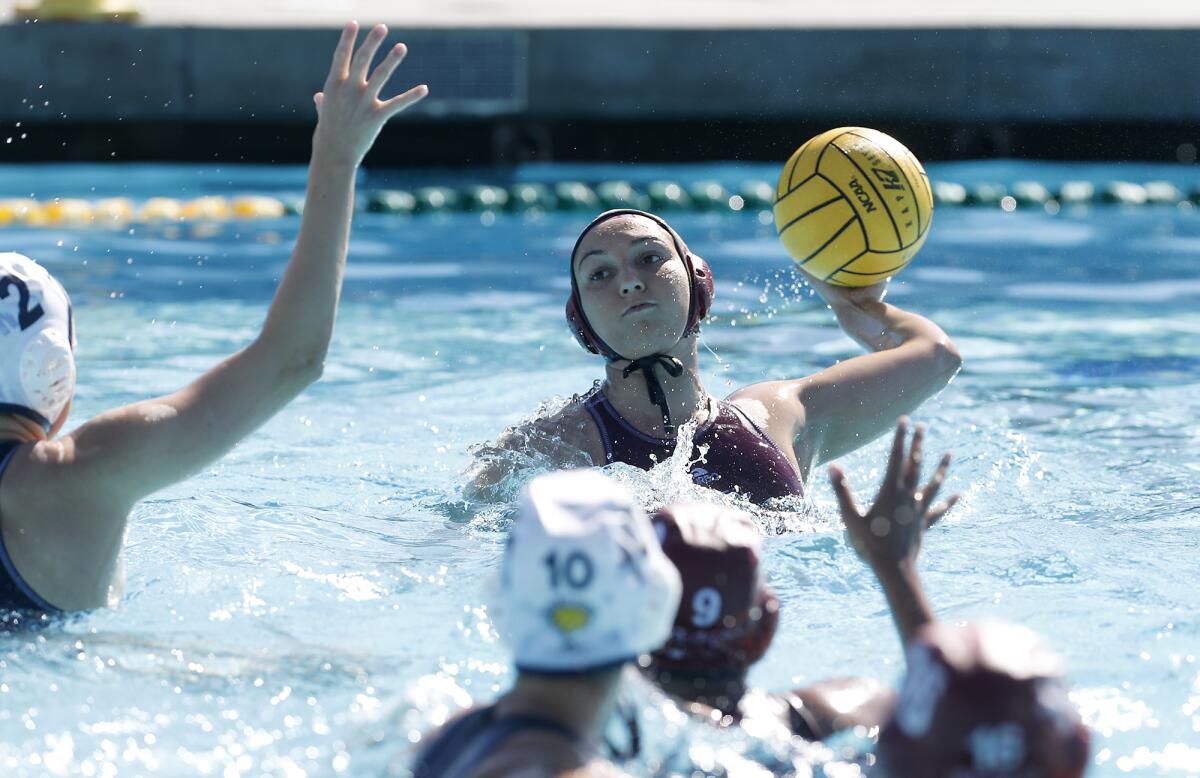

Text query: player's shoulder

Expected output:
[726,380,809,433]
[495,389,604,465]
[1,437,79,513]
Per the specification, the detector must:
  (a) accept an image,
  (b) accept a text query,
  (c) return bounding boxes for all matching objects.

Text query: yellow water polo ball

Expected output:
[774,127,933,287]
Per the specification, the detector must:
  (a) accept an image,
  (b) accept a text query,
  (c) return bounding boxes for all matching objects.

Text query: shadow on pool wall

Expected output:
[8,118,1200,167]
[1,25,1198,164]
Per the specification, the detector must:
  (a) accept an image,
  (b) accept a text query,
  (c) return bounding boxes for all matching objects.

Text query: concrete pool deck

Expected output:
[0,1,1197,164]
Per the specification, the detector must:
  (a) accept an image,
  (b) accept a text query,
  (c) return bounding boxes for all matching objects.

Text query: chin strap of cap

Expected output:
[621,354,684,434]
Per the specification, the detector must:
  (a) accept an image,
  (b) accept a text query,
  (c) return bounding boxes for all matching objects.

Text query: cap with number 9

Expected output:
[0,253,75,433]
[648,502,779,673]
[494,469,682,674]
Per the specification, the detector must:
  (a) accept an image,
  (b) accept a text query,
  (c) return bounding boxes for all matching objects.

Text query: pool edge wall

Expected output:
[1,25,1197,164]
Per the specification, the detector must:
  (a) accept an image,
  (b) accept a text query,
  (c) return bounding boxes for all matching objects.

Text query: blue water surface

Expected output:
[0,161,1197,776]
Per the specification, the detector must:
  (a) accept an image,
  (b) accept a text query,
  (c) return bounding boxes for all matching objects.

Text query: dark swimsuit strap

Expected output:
[416,707,586,778]
[587,388,719,444]
[0,440,60,614]
[723,401,798,465]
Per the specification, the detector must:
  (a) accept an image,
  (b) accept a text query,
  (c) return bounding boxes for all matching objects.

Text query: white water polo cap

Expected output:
[0,253,75,432]
[495,470,682,674]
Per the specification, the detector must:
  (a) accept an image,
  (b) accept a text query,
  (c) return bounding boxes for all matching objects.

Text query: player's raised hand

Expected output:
[828,418,958,572]
[312,22,429,167]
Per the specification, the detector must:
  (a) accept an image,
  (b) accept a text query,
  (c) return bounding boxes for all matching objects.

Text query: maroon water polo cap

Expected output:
[878,621,1091,778]
[648,502,779,673]
[566,209,714,361]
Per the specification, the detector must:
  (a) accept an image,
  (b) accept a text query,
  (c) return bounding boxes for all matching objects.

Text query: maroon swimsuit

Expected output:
[583,389,804,504]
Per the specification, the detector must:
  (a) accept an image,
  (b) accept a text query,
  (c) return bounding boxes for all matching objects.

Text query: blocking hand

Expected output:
[827,418,958,572]
[313,22,429,166]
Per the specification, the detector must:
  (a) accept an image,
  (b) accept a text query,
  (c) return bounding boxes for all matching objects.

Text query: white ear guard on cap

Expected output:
[0,253,76,432]
[494,470,682,674]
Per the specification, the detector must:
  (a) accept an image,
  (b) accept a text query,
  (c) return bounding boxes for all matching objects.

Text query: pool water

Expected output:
[0,162,1198,776]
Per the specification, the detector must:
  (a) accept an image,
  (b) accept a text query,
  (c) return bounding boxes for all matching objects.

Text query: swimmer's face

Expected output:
[573,215,692,359]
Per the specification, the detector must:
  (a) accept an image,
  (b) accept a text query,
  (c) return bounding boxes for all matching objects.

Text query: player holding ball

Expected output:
[470,128,959,502]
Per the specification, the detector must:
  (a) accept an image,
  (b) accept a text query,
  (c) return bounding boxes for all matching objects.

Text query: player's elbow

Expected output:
[289,352,326,387]
[932,336,962,377]
[251,334,327,390]
[273,347,326,392]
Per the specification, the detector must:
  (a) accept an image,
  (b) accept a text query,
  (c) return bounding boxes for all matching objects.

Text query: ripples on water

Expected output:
[1,163,1198,776]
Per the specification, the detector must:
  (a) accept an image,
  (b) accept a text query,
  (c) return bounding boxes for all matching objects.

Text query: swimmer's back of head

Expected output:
[878,620,1090,778]
[495,469,682,675]
[0,252,75,434]
[648,502,779,675]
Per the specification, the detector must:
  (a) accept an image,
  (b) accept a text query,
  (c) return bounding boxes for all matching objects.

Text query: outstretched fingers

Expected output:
[903,423,925,493]
[326,22,359,86]
[382,84,430,117]
[884,418,909,493]
[918,452,952,513]
[350,24,389,85]
[828,465,863,523]
[925,494,960,528]
[367,43,408,99]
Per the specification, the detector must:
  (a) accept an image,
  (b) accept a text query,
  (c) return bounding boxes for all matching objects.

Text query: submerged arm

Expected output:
[465,406,602,503]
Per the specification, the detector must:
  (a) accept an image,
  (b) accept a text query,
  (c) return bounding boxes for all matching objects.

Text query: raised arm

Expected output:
[827,419,958,648]
[49,23,428,513]
[799,279,960,469]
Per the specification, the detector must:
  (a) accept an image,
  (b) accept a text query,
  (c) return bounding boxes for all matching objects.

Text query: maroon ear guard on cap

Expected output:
[566,209,714,361]
[877,621,1091,778]
[648,503,778,674]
